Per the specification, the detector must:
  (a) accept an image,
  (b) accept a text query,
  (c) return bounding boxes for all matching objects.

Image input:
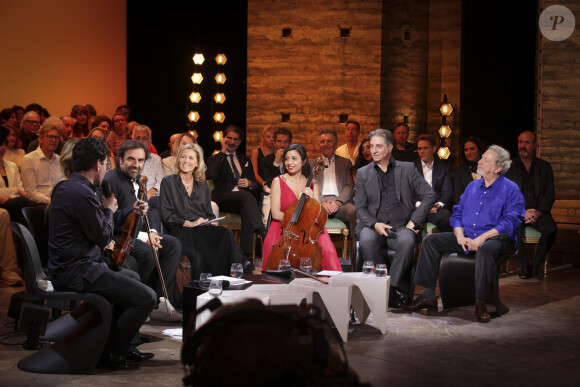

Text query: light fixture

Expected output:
[439,94,454,117]
[188,111,200,122]
[189,92,201,103]
[215,73,226,84]
[214,93,226,104]
[211,149,221,156]
[213,130,223,142]
[213,112,225,123]
[438,124,452,138]
[215,53,227,65]
[189,130,198,140]
[437,146,451,160]
[192,53,205,65]
[191,73,203,84]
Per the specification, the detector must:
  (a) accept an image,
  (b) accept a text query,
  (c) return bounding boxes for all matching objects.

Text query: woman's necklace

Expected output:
[181,175,194,190]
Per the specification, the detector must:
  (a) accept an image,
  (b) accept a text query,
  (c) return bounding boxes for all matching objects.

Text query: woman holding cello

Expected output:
[262,144,342,271]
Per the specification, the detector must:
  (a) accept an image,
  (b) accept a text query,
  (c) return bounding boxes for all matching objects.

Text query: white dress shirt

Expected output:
[141,153,164,193]
[321,156,339,197]
[21,147,62,204]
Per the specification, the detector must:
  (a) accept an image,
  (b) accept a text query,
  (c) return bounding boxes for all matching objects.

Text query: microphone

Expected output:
[102,181,112,198]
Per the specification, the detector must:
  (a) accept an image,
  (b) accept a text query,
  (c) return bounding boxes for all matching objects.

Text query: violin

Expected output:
[265,158,327,271]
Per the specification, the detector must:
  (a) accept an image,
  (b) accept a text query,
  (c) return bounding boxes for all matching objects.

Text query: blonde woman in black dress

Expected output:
[160,143,244,281]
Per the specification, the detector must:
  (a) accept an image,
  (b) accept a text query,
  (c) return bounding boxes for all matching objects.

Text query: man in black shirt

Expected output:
[504,131,557,279]
[49,138,157,370]
[391,123,419,162]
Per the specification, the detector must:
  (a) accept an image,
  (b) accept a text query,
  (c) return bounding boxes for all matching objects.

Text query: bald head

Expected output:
[517,131,536,160]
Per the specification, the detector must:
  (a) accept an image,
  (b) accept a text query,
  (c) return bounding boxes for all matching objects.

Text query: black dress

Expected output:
[453,162,478,204]
[159,174,244,281]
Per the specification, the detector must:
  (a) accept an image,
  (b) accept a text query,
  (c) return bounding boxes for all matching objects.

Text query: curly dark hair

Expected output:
[117,139,149,160]
[281,143,311,177]
[72,138,109,173]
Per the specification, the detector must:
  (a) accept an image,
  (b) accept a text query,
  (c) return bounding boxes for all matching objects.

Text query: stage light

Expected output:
[188,111,200,122]
[214,93,226,104]
[192,53,205,65]
[438,124,452,138]
[215,73,226,84]
[189,92,201,103]
[213,130,223,142]
[215,54,227,65]
[191,73,203,84]
[437,146,451,160]
[213,112,225,123]
[439,94,454,117]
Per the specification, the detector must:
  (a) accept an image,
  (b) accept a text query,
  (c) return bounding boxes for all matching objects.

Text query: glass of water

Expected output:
[230,263,244,278]
[200,273,212,289]
[375,264,387,277]
[208,280,222,297]
[278,259,291,271]
[362,261,375,275]
[300,257,312,273]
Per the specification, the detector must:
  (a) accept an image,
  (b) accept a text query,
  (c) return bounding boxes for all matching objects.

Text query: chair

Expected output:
[9,222,112,374]
[21,206,50,269]
[438,239,519,317]
[522,226,545,276]
[325,217,350,260]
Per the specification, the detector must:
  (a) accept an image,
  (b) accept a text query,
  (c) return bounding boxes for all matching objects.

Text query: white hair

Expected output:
[488,144,512,174]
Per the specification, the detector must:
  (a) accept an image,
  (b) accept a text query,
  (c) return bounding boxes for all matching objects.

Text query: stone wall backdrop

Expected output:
[247,0,383,157]
[539,0,580,199]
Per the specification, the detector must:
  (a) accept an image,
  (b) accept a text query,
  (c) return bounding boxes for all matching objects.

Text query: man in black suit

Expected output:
[504,131,557,279]
[413,134,453,232]
[104,140,182,321]
[355,129,436,307]
[259,127,292,221]
[391,123,419,162]
[206,125,266,261]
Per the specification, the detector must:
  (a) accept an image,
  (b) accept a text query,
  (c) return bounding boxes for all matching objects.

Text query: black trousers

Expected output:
[83,268,157,356]
[0,196,39,225]
[212,190,263,256]
[517,215,557,269]
[130,233,181,304]
[414,232,514,301]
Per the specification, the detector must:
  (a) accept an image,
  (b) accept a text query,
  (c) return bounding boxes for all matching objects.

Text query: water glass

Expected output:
[278,259,291,271]
[300,257,312,273]
[230,263,244,278]
[208,280,222,297]
[362,261,375,275]
[200,273,212,289]
[375,264,387,277]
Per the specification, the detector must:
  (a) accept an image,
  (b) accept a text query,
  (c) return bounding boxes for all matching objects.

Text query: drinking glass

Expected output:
[278,259,291,271]
[230,263,244,278]
[200,273,212,289]
[300,257,312,273]
[375,264,387,277]
[208,280,222,297]
[362,261,375,275]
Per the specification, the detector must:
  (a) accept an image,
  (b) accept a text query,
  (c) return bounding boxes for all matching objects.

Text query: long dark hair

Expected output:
[281,143,311,177]
[461,136,487,164]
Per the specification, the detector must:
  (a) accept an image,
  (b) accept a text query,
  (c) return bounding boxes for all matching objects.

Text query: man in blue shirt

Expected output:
[403,145,524,322]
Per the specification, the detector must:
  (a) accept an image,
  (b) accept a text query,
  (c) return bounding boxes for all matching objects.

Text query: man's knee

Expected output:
[396,229,417,252]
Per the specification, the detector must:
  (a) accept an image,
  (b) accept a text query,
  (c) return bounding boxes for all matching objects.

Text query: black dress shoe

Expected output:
[401,295,438,312]
[519,265,530,279]
[530,266,541,279]
[475,302,491,323]
[99,353,140,370]
[389,286,409,308]
[126,345,154,361]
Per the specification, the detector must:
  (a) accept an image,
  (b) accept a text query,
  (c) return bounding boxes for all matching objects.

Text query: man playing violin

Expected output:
[104,140,182,321]
[49,138,157,370]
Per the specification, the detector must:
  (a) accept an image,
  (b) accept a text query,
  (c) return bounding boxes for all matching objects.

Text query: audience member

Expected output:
[355,129,435,308]
[0,209,23,285]
[403,145,524,322]
[70,104,90,137]
[19,111,41,152]
[504,131,557,279]
[131,125,164,199]
[262,143,342,271]
[159,133,181,160]
[251,125,275,188]
[206,125,265,262]
[116,105,131,121]
[160,143,244,281]
[391,123,419,162]
[453,136,487,204]
[88,128,116,170]
[58,138,80,179]
[1,108,18,131]
[354,138,372,170]
[27,116,65,154]
[91,114,112,134]
[413,134,453,232]
[11,105,24,126]
[3,130,25,170]
[21,117,63,204]
[162,132,196,176]
[108,112,128,156]
[336,120,361,164]
[311,129,356,256]
[61,116,75,141]
[85,103,96,118]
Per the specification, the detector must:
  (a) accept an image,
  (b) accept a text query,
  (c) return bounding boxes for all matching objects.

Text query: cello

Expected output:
[265,158,327,271]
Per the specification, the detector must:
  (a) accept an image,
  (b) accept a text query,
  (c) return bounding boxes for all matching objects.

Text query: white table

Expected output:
[195,273,390,342]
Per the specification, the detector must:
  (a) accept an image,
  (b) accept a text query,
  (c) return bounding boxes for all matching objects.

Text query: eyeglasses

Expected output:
[45,135,60,141]
[114,118,127,123]
[225,136,241,143]
[25,120,41,125]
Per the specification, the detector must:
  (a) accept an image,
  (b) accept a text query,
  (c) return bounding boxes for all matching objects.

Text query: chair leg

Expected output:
[544,257,548,278]
[342,230,348,260]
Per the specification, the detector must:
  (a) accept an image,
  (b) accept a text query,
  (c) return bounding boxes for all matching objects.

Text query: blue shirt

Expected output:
[450,175,524,246]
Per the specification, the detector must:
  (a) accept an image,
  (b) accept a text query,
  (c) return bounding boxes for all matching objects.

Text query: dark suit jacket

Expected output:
[354,158,436,237]
[310,155,354,204]
[259,153,282,188]
[206,151,259,193]
[504,156,555,215]
[413,158,453,209]
[453,163,476,204]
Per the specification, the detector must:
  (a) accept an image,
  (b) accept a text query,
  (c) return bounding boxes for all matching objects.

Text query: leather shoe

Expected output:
[99,353,140,370]
[401,295,438,312]
[389,286,409,308]
[475,302,491,323]
[126,345,154,361]
[519,265,530,279]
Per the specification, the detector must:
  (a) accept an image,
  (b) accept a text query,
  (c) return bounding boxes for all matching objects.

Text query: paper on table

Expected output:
[194,216,226,227]
[211,275,250,285]
[315,271,342,277]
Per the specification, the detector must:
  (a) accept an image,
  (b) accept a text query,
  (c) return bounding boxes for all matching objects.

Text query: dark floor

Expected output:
[1,264,579,386]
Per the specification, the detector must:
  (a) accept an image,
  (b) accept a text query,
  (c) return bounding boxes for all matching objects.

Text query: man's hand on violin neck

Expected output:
[133,200,148,215]
[102,194,118,213]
